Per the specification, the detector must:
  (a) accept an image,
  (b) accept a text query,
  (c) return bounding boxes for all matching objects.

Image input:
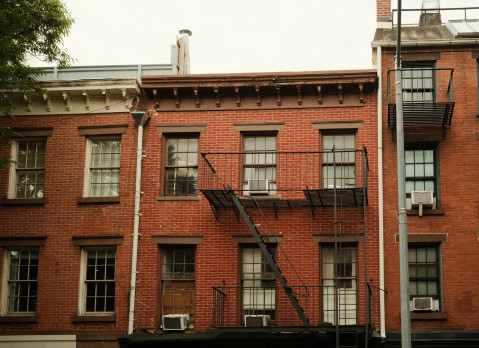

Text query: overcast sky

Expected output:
[52,0,477,74]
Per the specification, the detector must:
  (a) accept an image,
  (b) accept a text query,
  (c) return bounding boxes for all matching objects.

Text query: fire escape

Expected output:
[201,147,371,347]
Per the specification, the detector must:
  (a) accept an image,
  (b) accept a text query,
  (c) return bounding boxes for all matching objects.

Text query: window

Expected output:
[84,138,121,197]
[2,249,39,314]
[402,61,436,103]
[80,249,116,314]
[10,139,46,198]
[322,134,356,189]
[321,245,357,325]
[405,145,437,194]
[242,135,277,194]
[164,137,198,196]
[241,246,276,319]
[161,248,195,320]
[409,245,441,309]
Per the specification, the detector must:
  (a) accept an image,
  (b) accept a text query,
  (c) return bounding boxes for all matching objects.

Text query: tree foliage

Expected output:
[0,0,74,167]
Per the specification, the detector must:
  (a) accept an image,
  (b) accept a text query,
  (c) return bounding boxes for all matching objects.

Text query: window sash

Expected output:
[13,140,46,198]
[405,147,436,194]
[5,250,39,313]
[408,246,440,298]
[242,135,277,193]
[164,137,199,196]
[321,134,356,189]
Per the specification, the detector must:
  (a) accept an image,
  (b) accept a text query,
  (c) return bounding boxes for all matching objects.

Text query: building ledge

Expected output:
[77,196,121,204]
[410,312,448,320]
[71,314,117,323]
[1,198,45,206]
[407,208,445,216]
[157,196,201,202]
[0,315,38,323]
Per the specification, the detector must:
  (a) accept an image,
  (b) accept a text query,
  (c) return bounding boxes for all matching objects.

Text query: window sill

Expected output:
[71,314,117,323]
[77,196,121,204]
[240,195,282,201]
[1,198,45,206]
[157,196,201,202]
[410,312,447,320]
[0,315,38,323]
[407,208,444,216]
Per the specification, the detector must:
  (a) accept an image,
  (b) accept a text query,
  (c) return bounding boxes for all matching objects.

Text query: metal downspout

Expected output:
[377,45,386,339]
[128,111,147,335]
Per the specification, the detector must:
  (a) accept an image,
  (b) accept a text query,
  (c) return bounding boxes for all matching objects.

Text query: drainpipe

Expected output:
[128,111,149,335]
[377,45,386,339]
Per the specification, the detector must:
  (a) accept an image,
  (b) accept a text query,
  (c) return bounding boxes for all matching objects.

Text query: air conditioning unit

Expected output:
[247,179,270,195]
[411,191,434,216]
[245,314,270,327]
[162,314,188,331]
[411,191,434,206]
[412,297,434,311]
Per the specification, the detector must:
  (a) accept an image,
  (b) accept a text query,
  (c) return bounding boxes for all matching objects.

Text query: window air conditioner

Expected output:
[162,314,188,331]
[411,191,434,216]
[247,179,270,195]
[412,297,434,311]
[411,191,434,206]
[245,314,270,327]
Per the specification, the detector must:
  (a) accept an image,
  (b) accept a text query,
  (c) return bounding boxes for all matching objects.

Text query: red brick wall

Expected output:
[377,0,391,19]
[380,47,479,331]
[0,112,137,337]
[134,96,381,332]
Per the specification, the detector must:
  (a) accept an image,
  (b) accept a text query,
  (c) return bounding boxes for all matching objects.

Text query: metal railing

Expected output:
[391,7,479,27]
[387,68,454,105]
[200,148,369,198]
[211,285,373,329]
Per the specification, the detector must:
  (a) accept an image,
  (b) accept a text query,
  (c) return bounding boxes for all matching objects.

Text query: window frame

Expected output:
[82,136,122,198]
[319,243,358,325]
[162,134,199,197]
[408,243,443,312]
[78,247,117,315]
[8,138,47,199]
[405,142,440,207]
[159,246,196,325]
[1,248,40,316]
[402,61,437,103]
[240,245,277,321]
[240,132,278,195]
[320,131,357,189]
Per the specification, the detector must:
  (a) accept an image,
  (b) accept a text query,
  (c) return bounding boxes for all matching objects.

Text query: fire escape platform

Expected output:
[200,187,367,211]
[388,102,455,128]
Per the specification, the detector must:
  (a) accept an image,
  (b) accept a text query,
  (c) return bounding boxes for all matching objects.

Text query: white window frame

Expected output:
[83,136,121,198]
[1,249,39,316]
[78,247,116,315]
[8,138,46,199]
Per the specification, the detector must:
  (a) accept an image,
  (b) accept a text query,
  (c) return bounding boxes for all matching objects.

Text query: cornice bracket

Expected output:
[296,85,302,105]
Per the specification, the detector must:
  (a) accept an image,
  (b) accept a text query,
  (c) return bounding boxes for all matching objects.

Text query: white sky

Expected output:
[55,0,477,74]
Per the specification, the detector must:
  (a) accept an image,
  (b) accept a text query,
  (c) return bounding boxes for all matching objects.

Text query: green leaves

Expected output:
[0,0,74,167]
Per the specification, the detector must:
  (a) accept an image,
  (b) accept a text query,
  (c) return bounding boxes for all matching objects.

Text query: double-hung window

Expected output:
[11,139,46,198]
[161,247,196,320]
[322,134,356,189]
[84,138,121,197]
[242,135,277,194]
[2,249,39,314]
[405,145,437,195]
[321,245,357,325]
[164,137,198,196]
[241,246,276,319]
[402,61,436,103]
[409,245,441,310]
[80,249,116,314]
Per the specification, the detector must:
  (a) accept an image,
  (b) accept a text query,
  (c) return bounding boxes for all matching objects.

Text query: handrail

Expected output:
[391,7,479,27]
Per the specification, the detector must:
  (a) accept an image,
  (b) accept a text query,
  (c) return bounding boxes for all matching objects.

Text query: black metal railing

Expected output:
[387,68,454,128]
[391,7,479,27]
[200,148,369,198]
[211,285,373,329]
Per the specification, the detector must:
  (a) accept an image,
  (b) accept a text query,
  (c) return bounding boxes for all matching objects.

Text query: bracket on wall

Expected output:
[214,88,221,107]
[317,85,322,105]
[174,88,180,108]
[23,94,31,112]
[255,86,261,106]
[62,91,71,111]
[42,93,51,112]
[296,85,302,105]
[359,83,364,104]
[338,84,343,104]
[152,89,160,109]
[82,90,91,111]
[235,87,241,107]
[194,87,200,108]
[276,86,282,106]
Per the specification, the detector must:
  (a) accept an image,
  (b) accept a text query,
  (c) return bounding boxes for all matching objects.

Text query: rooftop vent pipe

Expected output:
[177,29,192,74]
[420,0,441,25]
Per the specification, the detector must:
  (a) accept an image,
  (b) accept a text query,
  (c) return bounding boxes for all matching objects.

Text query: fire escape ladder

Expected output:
[226,186,310,327]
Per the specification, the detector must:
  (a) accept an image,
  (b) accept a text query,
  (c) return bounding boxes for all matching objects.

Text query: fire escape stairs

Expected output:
[226,186,310,327]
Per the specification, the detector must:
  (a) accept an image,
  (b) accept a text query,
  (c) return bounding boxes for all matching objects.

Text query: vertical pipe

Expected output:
[395,1,412,347]
[128,118,145,335]
[377,44,386,339]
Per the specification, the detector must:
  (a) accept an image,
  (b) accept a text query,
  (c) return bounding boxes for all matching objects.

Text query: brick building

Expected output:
[120,70,381,347]
[373,1,479,346]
